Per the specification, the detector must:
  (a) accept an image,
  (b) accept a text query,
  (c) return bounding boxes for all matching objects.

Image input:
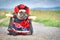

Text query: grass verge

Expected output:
[0,10,60,27]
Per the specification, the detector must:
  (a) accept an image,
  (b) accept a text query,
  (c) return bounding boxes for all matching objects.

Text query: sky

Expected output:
[0,0,60,9]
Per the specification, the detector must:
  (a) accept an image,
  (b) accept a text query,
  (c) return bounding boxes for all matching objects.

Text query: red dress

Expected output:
[13,20,30,28]
[12,4,30,28]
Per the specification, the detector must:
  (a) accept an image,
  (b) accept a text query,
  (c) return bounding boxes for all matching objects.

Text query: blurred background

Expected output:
[0,0,60,27]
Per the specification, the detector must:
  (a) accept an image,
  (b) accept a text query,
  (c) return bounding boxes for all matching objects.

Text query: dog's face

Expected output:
[16,11,28,20]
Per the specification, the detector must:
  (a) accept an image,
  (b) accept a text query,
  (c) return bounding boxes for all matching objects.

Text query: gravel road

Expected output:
[0,22,60,40]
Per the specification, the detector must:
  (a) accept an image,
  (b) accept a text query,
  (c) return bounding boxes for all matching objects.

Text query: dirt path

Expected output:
[0,18,7,23]
[0,22,60,40]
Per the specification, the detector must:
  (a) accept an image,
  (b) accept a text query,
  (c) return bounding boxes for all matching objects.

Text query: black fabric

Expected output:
[14,15,23,23]
[18,5,27,10]
[18,5,20,10]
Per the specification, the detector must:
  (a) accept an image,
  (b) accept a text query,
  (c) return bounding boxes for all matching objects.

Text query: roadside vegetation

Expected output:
[31,10,60,27]
[0,10,60,27]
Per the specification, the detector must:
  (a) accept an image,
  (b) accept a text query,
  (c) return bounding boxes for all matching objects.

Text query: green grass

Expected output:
[31,10,60,27]
[0,10,13,26]
[0,10,60,27]
[34,19,60,27]
[0,18,10,26]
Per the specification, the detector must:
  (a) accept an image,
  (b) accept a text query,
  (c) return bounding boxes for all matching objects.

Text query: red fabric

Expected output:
[13,22,21,28]
[26,7,30,14]
[19,4,25,8]
[14,4,30,14]
[20,20,30,28]
[14,6,19,13]
[13,20,30,28]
